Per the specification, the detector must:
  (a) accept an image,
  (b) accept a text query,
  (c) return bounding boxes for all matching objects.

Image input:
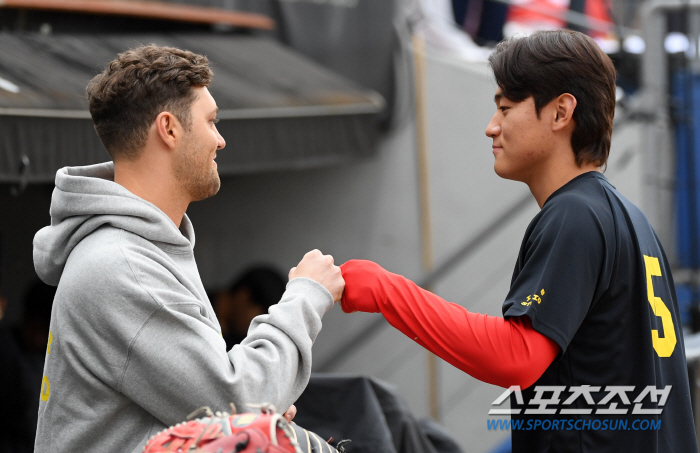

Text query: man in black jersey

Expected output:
[339,29,698,452]
[487,30,697,452]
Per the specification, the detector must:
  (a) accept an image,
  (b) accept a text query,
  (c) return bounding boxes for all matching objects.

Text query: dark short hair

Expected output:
[86,44,213,160]
[229,266,287,311]
[488,30,616,167]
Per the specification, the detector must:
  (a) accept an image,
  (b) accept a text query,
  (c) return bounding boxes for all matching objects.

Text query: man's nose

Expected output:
[216,128,226,149]
[485,114,501,138]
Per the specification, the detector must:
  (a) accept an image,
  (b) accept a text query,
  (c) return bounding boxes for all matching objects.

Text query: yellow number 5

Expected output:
[644,255,676,357]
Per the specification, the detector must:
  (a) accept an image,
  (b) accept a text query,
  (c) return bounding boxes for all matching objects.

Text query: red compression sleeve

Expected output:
[340,260,560,389]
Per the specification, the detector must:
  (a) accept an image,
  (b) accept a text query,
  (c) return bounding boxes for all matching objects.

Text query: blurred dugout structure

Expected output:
[0,0,386,185]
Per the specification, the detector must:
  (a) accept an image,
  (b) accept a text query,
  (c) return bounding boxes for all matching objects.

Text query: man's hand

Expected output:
[339,260,385,313]
[283,405,296,422]
[289,250,345,302]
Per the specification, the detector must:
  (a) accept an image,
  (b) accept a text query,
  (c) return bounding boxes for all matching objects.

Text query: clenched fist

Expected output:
[289,249,345,302]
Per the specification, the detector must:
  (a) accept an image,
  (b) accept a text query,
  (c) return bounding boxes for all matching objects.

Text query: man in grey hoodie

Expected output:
[32,44,344,453]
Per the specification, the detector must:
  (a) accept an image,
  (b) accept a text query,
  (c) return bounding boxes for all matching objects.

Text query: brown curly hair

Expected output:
[87,44,213,160]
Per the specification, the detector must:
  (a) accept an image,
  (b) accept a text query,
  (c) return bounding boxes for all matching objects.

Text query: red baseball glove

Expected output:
[143,403,349,453]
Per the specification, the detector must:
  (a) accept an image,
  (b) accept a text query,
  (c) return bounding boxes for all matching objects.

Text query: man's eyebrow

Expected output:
[210,107,219,116]
[494,93,502,104]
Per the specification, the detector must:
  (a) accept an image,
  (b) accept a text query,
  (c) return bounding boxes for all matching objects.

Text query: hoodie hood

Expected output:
[34,162,195,285]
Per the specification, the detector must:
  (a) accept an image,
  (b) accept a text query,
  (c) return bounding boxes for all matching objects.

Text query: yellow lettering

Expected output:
[42,332,53,402]
[643,255,677,357]
[232,414,258,427]
[40,376,50,401]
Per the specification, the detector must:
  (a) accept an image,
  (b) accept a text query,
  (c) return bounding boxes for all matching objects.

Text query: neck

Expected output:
[113,154,189,228]
[524,147,600,208]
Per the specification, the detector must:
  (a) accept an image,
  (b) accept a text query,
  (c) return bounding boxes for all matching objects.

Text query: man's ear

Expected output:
[154,111,182,150]
[552,93,577,131]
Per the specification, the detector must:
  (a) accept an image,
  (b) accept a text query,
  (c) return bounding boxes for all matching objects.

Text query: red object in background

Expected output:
[506,0,614,39]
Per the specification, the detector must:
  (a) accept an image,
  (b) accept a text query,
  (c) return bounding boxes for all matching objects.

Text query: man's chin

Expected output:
[493,162,524,182]
[210,181,221,198]
[191,176,221,202]
[205,179,221,200]
[494,163,510,180]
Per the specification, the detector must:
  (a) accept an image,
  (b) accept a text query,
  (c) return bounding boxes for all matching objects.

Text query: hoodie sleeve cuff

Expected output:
[283,277,335,317]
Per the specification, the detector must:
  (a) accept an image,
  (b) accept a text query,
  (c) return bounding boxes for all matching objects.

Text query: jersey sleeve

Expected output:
[502,194,609,353]
[340,260,560,388]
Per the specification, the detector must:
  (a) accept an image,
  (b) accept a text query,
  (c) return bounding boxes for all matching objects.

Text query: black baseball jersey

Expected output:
[502,172,697,452]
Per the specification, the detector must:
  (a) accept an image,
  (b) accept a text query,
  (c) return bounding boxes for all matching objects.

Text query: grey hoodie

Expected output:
[33,162,334,453]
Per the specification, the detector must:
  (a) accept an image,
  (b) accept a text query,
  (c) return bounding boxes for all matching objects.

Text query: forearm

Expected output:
[340,260,559,388]
[122,278,333,424]
[236,278,334,408]
[384,295,554,389]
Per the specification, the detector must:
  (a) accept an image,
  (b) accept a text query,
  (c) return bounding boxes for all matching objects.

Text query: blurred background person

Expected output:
[501,0,615,44]
[451,0,509,45]
[0,281,55,453]
[211,265,288,350]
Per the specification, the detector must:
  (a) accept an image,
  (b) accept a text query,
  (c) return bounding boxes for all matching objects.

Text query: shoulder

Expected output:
[65,226,127,276]
[526,180,615,251]
[536,195,603,232]
[49,229,161,338]
[60,226,173,303]
[66,226,157,273]
[541,177,612,227]
[545,176,609,211]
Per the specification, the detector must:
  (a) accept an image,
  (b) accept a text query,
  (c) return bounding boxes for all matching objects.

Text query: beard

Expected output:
[174,133,221,202]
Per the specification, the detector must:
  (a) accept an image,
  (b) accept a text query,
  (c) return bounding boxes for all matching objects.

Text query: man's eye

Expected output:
[211,118,220,124]
[499,106,509,112]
